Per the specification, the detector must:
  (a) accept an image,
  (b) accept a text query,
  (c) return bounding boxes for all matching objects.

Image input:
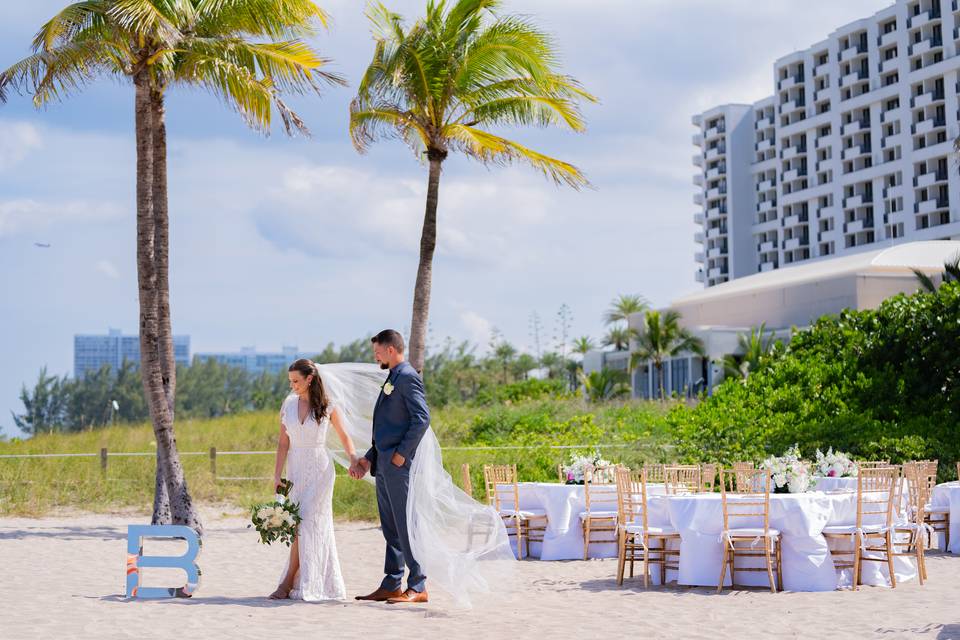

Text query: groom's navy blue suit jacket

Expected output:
[364,361,430,476]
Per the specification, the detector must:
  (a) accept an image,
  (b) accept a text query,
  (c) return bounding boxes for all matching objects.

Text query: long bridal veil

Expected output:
[316,362,515,607]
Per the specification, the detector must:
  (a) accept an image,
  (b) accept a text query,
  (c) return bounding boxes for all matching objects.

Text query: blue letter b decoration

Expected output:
[126,525,201,599]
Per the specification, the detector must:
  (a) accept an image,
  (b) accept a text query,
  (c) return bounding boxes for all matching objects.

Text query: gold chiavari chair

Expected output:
[615,467,680,587]
[580,465,620,560]
[893,462,928,584]
[822,466,899,590]
[483,464,548,560]
[665,465,702,495]
[918,460,949,551]
[643,463,666,485]
[856,460,890,470]
[701,463,719,493]
[717,468,782,593]
[558,463,566,483]
[731,461,755,493]
[956,461,959,481]
[461,463,473,497]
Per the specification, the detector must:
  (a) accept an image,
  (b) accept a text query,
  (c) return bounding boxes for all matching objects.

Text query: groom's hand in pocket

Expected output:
[391,452,405,468]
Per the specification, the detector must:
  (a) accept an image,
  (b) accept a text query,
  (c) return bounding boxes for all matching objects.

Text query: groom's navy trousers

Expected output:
[364,361,430,593]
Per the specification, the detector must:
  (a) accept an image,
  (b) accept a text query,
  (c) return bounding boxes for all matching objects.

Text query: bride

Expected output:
[268,358,359,601]
[268,357,515,607]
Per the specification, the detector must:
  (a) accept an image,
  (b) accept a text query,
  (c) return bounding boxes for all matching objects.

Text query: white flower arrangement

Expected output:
[563,450,613,484]
[249,478,301,546]
[813,447,857,478]
[762,444,811,494]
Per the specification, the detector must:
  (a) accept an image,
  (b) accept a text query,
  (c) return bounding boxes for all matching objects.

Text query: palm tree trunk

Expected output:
[408,150,445,373]
[135,76,201,534]
[657,362,665,401]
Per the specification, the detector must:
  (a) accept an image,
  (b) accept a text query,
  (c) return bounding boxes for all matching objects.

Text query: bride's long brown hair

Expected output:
[289,358,329,423]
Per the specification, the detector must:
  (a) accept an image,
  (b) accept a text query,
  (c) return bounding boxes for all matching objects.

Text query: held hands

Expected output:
[391,451,405,468]
[349,457,370,480]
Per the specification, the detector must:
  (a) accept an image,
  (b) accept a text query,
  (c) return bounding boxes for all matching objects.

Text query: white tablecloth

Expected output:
[509,482,666,561]
[812,476,858,492]
[931,481,960,553]
[508,483,918,591]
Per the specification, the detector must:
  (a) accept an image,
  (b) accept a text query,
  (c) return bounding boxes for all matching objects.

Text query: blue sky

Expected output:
[0,0,890,436]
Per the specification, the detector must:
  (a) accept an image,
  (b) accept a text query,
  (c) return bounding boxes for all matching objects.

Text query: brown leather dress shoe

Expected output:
[386,588,428,604]
[355,587,403,602]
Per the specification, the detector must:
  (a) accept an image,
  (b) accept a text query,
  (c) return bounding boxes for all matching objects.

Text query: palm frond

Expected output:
[444,123,590,189]
[349,103,428,154]
[0,39,120,105]
[193,0,327,39]
[107,0,182,47]
[912,268,938,292]
[32,1,110,52]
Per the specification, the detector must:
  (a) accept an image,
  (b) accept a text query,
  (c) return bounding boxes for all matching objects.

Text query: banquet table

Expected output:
[508,482,917,591]
[811,476,858,492]
[931,481,960,553]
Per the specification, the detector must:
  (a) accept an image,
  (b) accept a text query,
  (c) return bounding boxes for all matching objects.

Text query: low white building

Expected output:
[585,240,960,398]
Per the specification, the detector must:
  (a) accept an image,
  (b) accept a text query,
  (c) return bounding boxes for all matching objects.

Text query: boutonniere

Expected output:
[382,382,395,396]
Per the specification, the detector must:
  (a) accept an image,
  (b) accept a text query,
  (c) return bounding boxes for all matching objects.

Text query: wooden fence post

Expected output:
[209,447,217,479]
[100,447,108,475]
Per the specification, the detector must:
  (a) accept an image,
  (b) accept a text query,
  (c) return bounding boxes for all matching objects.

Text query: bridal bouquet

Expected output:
[249,478,301,546]
[563,450,613,484]
[813,447,857,478]
[762,444,810,494]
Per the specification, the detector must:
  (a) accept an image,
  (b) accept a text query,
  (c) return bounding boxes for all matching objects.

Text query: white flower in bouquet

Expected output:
[763,444,810,493]
[814,448,856,478]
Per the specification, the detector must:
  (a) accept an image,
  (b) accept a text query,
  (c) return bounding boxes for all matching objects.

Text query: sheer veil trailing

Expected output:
[315,362,515,607]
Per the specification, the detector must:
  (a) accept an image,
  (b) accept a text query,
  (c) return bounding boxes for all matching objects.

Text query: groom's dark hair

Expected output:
[371,329,405,353]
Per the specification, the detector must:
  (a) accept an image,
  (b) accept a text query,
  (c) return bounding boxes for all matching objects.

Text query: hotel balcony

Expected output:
[694,212,705,224]
[880,56,899,74]
[756,138,774,152]
[705,146,725,160]
[695,269,705,283]
[783,237,802,250]
[882,184,905,198]
[911,117,945,136]
[782,168,807,181]
[844,218,874,233]
[781,99,805,113]
[783,214,801,227]
[843,194,870,208]
[911,90,944,109]
[910,36,943,56]
[760,261,778,272]
[818,205,838,218]
[708,267,726,279]
[782,144,806,160]
[842,144,871,160]
[706,205,726,219]
[760,240,777,253]
[841,70,866,87]
[757,179,774,191]
[693,154,703,167]
[879,30,898,48]
[694,231,704,244]
[779,74,803,91]
[695,252,705,265]
[707,246,724,259]
[692,114,703,127]
[706,187,726,199]
[915,198,947,214]
[908,9,939,29]
[694,193,704,205]
[914,170,947,187]
[842,119,869,135]
[707,226,726,239]
[758,199,776,212]
[692,133,704,147]
[840,44,867,62]
[814,61,831,77]
[693,174,704,187]
[705,125,726,139]
[706,166,725,180]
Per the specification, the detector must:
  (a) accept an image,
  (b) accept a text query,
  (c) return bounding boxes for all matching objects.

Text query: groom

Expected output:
[350,329,430,604]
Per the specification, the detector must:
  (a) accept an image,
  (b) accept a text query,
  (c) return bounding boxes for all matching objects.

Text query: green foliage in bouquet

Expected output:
[250,478,301,546]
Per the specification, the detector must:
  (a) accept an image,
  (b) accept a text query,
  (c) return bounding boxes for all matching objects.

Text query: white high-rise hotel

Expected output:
[692,0,960,287]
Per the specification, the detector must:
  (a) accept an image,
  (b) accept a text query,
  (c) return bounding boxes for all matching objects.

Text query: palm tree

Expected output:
[630,310,705,400]
[603,294,649,326]
[1,0,341,532]
[721,322,782,381]
[493,340,517,384]
[580,368,628,403]
[913,253,960,292]
[603,326,631,352]
[350,0,596,372]
[571,335,596,356]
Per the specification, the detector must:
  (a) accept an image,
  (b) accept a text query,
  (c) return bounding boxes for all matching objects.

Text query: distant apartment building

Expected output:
[74,329,190,378]
[193,346,316,376]
[692,0,960,288]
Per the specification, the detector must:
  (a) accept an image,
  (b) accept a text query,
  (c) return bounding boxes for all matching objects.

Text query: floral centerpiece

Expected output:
[813,447,857,478]
[249,478,301,546]
[563,450,613,484]
[762,444,811,494]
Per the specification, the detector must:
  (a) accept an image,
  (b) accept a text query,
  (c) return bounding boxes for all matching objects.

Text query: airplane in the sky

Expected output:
[34,242,51,248]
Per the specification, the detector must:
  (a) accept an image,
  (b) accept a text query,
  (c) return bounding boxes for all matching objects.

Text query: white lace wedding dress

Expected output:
[279,394,346,601]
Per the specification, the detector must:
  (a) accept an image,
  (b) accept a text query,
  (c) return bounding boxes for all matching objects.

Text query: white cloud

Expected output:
[460,310,493,347]
[0,121,41,170]
[95,259,119,279]
[0,198,124,238]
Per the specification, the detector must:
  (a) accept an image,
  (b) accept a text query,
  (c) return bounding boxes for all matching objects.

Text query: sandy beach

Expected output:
[4,507,959,640]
